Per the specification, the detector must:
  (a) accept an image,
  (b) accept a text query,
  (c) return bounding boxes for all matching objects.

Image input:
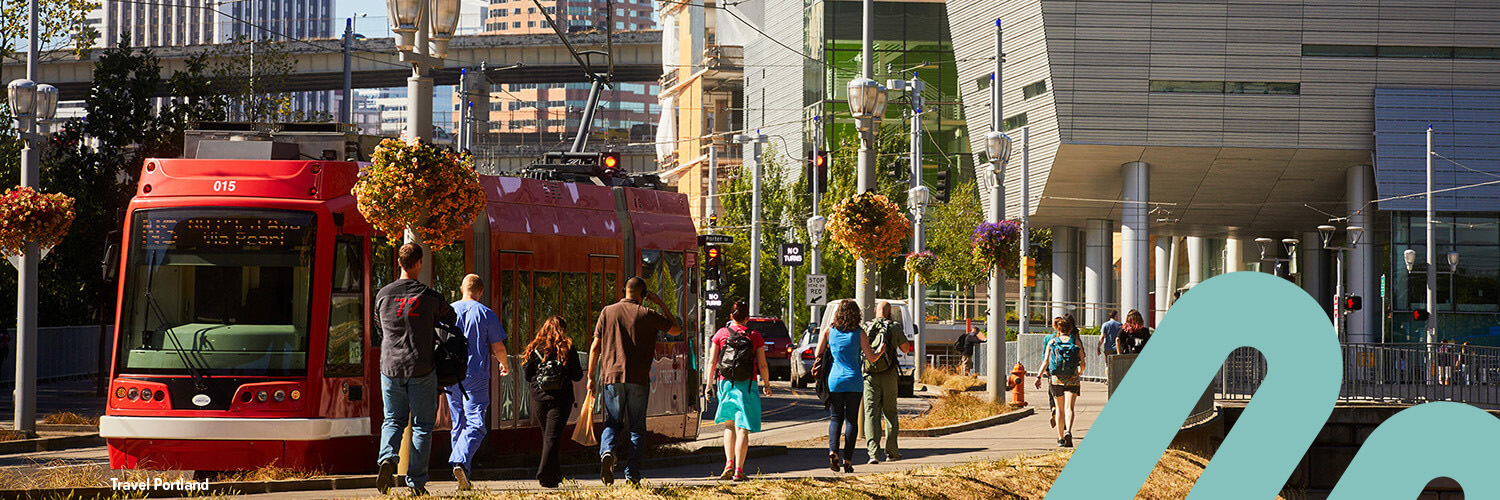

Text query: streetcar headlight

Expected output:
[273,390,286,402]
[257,390,268,403]
[115,387,126,399]
[127,388,139,400]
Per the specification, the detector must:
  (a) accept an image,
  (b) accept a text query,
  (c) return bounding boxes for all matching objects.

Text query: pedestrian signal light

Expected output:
[1344,295,1363,312]
[1413,309,1430,321]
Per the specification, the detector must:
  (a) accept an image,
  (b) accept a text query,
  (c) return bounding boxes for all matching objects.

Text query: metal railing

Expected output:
[921,297,1121,328]
[0,325,108,384]
[1217,343,1500,408]
[965,334,1108,382]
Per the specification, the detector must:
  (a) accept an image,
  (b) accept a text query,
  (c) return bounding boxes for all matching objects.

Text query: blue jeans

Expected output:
[380,372,437,489]
[446,381,489,472]
[827,391,860,462]
[599,382,650,480]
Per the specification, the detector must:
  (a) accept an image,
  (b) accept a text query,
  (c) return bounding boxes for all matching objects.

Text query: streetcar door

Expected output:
[493,251,533,441]
[325,236,367,420]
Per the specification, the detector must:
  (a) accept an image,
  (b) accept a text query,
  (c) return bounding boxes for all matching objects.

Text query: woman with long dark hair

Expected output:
[1115,309,1152,355]
[705,300,771,481]
[815,299,879,473]
[522,315,585,488]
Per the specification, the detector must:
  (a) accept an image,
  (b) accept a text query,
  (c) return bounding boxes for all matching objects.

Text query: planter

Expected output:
[899,407,1034,438]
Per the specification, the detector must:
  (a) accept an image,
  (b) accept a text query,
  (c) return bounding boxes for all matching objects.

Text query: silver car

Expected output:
[791,299,915,396]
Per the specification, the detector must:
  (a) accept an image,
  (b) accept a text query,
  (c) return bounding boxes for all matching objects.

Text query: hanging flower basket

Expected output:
[971,220,1022,270]
[904,251,938,285]
[353,139,486,250]
[0,186,76,263]
[827,191,911,260]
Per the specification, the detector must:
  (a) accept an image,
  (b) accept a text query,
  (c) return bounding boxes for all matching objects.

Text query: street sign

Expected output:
[806,274,827,306]
[705,290,723,308]
[1380,274,1387,298]
[698,234,734,245]
[780,243,805,266]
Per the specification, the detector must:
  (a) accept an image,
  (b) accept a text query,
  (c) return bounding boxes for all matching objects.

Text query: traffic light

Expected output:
[601,151,622,174]
[1344,295,1363,312]
[886,157,906,179]
[1021,256,1037,288]
[709,212,718,228]
[934,167,951,203]
[704,245,722,282]
[807,151,829,193]
[1413,309,1430,321]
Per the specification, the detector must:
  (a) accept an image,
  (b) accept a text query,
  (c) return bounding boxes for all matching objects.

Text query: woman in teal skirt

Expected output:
[705,300,771,481]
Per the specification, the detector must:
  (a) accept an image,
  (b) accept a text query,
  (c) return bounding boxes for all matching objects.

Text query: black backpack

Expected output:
[716,326,757,381]
[532,350,569,392]
[434,322,470,389]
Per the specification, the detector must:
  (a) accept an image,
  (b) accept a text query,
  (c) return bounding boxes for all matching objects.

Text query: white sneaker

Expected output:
[453,465,472,491]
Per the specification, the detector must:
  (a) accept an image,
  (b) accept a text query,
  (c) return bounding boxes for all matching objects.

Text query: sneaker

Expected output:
[1050,407,1057,428]
[887,452,903,461]
[600,452,616,486]
[828,452,840,473]
[719,463,734,481]
[1057,438,1066,448]
[453,465,471,491]
[867,458,880,465]
[842,461,854,474]
[1064,431,1074,448]
[732,468,746,482]
[376,459,397,494]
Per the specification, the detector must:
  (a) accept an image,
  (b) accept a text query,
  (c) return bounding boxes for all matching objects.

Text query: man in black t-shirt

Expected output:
[374,243,457,496]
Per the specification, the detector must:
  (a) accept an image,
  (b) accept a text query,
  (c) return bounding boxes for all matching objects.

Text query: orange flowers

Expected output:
[0,187,76,257]
[353,139,485,250]
[827,192,911,260]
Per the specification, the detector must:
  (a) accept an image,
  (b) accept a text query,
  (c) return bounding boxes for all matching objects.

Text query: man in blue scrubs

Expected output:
[447,274,509,490]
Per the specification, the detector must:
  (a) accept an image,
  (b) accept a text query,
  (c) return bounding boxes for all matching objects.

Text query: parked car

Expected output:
[790,323,819,389]
[744,316,794,381]
[795,300,916,397]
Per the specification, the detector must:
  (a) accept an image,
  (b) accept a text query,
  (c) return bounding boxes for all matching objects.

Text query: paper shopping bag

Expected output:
[571,390,598,446]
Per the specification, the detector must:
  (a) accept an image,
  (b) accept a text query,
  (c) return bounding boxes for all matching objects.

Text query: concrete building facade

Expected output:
[945,0,1500,342]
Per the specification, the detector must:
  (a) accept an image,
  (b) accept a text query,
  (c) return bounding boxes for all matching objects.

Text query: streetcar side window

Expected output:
[326,237,364,377]
[370,237,395,345]
[433,241,467,303]
[561,272,589,349]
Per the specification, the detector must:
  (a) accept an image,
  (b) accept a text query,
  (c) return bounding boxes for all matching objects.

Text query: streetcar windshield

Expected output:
[116,208,316,376]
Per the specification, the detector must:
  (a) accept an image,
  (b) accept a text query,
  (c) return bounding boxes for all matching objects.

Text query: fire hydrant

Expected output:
[1005,363,1028,407]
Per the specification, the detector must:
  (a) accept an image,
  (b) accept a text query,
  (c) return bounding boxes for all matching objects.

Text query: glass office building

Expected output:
[1387,213,1500,344]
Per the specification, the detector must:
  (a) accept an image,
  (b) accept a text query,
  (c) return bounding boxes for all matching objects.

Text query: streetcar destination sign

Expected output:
[780,243,805,266]
[698,234,734,245]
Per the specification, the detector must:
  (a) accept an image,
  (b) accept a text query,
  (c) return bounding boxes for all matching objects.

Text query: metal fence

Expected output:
[0,325,107,384]
[1217,343,1500,408]
[965,334,1108,382]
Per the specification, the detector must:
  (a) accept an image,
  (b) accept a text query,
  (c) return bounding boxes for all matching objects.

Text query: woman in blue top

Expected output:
[815,299,879,473]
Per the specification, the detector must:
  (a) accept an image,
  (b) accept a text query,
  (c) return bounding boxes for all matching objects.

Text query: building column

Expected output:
[1051,226,1079,321]
[1347,164,1378,343]
[1154,237,1172,325]
[1085,219,1113,327]
[1121,161,1151,319]
[1301,230,1331,316]
[1226,238,1245,272]
[1186,236,1206,287]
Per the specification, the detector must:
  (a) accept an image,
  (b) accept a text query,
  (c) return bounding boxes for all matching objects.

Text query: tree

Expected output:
[207,36,328,123]
[927,180,987,289]
[0,0,99,64]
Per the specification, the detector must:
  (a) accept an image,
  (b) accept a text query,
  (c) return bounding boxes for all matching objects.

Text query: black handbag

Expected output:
[814,347,833,406]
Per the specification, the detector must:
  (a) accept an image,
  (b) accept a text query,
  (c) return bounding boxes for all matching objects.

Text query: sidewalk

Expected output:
[234,382,1106,499]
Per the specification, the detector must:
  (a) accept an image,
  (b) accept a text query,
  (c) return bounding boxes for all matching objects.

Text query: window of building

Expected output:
[528,21,536,27]
[1022,79,1047,99]
[975,73,992,91]
[1148,80,1224,93]
[528,7,536,13]
[615,21,624,29]
[1002,113,1027,131]
[513,21,521,28]
[1149,80,1300,95]
[1379,45,1454,58]
[1457,47,1500,59]
[1226,82,1301,94]
[513,8,521,14]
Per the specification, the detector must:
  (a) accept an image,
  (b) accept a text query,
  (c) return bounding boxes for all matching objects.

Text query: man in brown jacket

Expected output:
[585,276,680,485]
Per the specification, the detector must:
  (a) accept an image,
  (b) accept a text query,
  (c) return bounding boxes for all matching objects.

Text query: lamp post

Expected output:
[1318,224,1365,342]
[734,133,769,315]
[983,128,1013,404]
[850,0,888,322]
[1254,237,1297,280]
[8,0,61,432]
[387,0,460,283]
[907,185,929,379]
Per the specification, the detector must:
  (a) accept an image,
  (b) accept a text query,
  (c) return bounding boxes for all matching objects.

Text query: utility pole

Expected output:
[890,73,927,379]
[1425,125,1437,343]
[810,117,824,324]
[735,133,769,315]
[788,224,797,323]
[984,18,1009,404]
[1018,127,1030,339]
[342,18,353,124]
[706,144,718,361]
[458,68,468,150]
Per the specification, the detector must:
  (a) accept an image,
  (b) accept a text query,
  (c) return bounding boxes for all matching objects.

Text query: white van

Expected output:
[797,298,916,397]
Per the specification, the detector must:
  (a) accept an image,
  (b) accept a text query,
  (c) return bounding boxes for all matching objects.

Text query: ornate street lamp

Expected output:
[8,79,36,118]
[807,215,827,245]
[984,130,1013,171]
[1404,248,1417,272]
[908,185,930,215]
[387,0,425,50]
[428,0,461,58]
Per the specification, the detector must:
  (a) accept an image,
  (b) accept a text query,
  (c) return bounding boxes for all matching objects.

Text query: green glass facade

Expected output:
[801,0,975,186]
[1387,212,1500,344]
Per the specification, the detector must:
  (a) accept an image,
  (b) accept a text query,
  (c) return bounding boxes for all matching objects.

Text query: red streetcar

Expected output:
[101,129,702,473]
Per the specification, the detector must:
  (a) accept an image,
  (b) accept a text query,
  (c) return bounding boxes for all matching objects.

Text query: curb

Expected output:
[898,407,1034,438]
[0,434,104,455]
[0,446,789,500]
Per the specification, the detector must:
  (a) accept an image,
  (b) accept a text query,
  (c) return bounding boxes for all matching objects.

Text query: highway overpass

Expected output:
[1,31,662,100]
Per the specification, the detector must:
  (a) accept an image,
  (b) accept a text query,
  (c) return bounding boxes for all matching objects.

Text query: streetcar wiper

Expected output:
[141,250,211,391]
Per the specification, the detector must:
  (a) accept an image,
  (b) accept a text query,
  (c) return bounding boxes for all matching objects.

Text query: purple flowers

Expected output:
[971,220,1022,269]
